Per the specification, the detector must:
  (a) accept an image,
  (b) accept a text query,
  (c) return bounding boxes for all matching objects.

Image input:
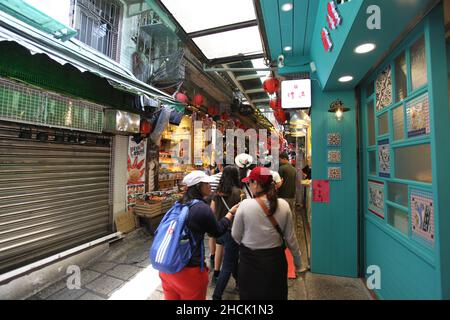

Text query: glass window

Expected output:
[388,206,409,236]
[192,26,263,59]
[367,100,375,146]
[378,112,389,136]
[160,0,256,33]
[411,36,428,91]
[388,182,408,207]
[393,106,404,141]
[395,53,407,102]
[369,151,377,176]
[73,0,122,61]
[395,144,432,183]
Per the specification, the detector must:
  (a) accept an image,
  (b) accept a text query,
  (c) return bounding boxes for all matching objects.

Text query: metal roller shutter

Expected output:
[0,121,113,274]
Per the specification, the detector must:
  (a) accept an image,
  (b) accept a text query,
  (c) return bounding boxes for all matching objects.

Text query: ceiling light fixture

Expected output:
[284,46,292,52]
[281,3,293,11]
[339,75,354,83]
[354,43,376,54]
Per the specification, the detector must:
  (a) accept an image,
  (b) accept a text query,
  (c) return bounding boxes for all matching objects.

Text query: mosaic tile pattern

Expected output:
[327,133,341,146]
[328,150,341,163]
[328,167,342,180]
[376,65,393,111]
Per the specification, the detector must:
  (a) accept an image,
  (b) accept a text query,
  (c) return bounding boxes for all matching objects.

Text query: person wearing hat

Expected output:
[231,167,302,300]
[159,171,239,300]
[278,152,297,215]
[235,153,255,199]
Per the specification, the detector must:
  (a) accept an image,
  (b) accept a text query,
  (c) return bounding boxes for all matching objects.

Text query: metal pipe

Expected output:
[188,20,258,38]
[203,66,275,72]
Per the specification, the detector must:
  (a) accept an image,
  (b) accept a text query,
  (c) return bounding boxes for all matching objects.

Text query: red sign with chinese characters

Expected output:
[313,180,330,203]
[281,79,312,109]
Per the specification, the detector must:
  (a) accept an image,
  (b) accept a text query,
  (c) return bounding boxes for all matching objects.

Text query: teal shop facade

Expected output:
[259,0,450,299]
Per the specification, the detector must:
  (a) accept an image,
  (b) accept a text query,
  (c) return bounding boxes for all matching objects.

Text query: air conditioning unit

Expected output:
[103,109,140,134]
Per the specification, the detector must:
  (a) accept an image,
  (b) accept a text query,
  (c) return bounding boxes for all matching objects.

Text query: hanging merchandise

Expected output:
[207,105,219,116]
[221,113,230,121]
[274,110,287,124]
[193,94,204,106]
[269,97,281,111]
[263,77,280,94]
[149,106,172,146]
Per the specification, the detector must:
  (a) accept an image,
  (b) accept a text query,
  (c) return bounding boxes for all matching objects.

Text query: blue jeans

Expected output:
[212,230,239,300]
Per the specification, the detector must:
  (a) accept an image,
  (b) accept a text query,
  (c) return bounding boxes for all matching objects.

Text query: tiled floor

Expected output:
[27,211,372,300]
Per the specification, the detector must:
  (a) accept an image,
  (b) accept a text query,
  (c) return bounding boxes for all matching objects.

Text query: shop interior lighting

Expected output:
[281,3,293,11]
[338,75,354,83]
[354,43,376,54]
[284,46,292,52]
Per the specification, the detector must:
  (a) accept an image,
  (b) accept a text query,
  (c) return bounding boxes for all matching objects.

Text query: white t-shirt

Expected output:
[271,170,282,184]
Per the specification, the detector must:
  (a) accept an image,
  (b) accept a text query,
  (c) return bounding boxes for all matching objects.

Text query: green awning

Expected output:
[0,0,77,41]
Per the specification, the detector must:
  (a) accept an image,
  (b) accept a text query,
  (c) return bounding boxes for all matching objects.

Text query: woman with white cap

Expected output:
[159,171,239,300]
[235,153,255,199]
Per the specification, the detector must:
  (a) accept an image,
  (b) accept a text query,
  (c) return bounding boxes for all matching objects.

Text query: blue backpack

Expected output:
[149,200,204,274]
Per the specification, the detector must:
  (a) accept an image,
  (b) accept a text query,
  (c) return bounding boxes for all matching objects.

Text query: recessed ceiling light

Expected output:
[354,43,376,54]
[281,3,293,12]
[284,46,292,52]
[339,76,354,83]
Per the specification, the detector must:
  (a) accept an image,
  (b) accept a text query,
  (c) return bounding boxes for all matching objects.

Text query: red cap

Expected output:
[242,167,273,184]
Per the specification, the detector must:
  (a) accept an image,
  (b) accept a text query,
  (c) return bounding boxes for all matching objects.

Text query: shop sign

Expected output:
[281,79,312,109]
[321,1,342,52]
[313,180,330,203]
[127,136,146,211]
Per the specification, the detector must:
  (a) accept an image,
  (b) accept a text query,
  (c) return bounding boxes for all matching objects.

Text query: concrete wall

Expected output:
[113,135,128,223]
[118,1,140,73]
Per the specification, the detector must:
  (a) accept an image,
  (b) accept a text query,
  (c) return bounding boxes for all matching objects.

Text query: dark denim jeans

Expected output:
[212,230,239,300]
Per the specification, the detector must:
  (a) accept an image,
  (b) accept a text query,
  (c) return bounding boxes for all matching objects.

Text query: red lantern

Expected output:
[269,97,282,111]
[175,92,188,104]
[193,94,204,106]
[274,110,286,124]
[207,105,219,116]
[140,119,152,135]
[263,77,280,94]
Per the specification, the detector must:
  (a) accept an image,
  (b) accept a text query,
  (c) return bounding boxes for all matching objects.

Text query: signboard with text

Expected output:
[281,79,312,109]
